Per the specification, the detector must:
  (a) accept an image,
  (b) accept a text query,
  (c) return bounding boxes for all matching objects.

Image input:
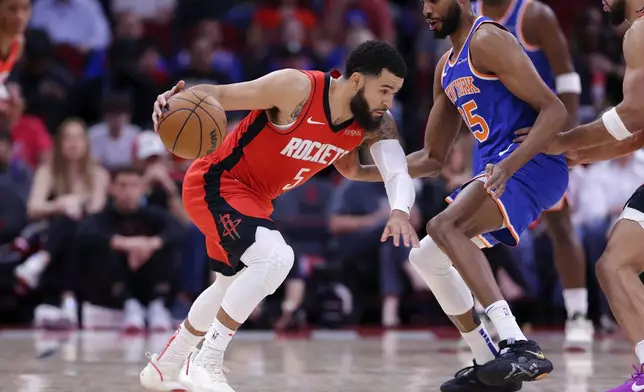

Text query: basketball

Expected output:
[157,89,227,159]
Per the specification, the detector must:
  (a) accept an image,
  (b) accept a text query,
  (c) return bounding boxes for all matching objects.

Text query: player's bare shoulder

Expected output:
[624,19,644,67]
[470,23,520,72]
[265,69,313,123]
[520,1,558,42]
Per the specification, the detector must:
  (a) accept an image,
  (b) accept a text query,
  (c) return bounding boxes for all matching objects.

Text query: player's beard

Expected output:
[433,0,462,39]
[608,0,627,25]
[350,88,383,132]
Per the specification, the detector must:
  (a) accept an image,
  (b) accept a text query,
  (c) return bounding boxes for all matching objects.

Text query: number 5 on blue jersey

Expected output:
[458,100,490,142]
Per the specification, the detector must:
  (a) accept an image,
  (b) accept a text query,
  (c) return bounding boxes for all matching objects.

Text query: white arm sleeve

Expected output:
[370,139,416,215]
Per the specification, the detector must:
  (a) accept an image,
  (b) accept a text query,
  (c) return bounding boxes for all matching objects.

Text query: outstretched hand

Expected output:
[513,128,566,155]
[152,80,185,132]
[381,210,420,248]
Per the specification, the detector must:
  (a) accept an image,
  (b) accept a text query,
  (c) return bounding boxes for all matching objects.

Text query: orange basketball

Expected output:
[157,89,227,159]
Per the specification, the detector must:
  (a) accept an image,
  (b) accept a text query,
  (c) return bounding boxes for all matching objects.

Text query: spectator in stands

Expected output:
[174,36,232,87]
[76,167,184,331]
[30,0,111,52]
[0,129,31,247]
[114,11,145,40]
[323,0,394,44]
[176,20,243,83]
[0,127,31,201]
[272,177,336,330]
[15,118,109,328]
[329,169,423,327]
[88,94,140,170]
[135,131,203,319]
[135,131,188,224]
[73,38,160,127]
[17,29,75,132]
[111,0,176,23]
[0,82,52,169]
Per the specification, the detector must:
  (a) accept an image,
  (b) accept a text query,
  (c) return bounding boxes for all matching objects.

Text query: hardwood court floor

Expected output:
[0,329,636,392]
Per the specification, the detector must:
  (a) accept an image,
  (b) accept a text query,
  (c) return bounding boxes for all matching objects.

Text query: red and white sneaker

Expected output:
[179,350,235,392]
[140,352,186,391]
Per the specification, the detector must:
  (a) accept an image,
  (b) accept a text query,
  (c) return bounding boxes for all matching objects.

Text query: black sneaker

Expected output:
[441,361,523,392]
[476,339,553,386]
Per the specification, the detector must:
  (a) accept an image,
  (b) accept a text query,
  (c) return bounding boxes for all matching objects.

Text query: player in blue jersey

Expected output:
[470,0,593,352]
[334,0,569,389]
[514,0,644,390]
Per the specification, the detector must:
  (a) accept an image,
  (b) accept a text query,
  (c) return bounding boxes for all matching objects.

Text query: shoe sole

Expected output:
[477,358,553,386]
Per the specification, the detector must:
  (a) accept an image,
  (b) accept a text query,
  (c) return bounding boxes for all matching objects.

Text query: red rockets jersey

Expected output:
[205,70,366,215]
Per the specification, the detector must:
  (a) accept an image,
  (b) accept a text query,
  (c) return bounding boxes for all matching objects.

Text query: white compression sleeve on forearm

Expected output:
[370,139,415,214]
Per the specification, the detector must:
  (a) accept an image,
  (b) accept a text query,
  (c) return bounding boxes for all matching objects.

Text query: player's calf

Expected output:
[181,227,295,392]
[141,273,241,391]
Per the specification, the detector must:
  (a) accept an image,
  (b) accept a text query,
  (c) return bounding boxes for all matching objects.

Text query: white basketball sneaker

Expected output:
[179,349,235,392]
[564,313,594,350]
[140,352,186,391]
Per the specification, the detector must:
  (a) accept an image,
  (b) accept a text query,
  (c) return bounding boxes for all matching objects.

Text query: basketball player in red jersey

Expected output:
[514,1,644,389]
[140,41,419,392]
[475,0,592,350]
[0,0,29,99]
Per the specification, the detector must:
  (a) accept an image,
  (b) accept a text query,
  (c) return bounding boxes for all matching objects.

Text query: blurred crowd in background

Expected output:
[0,0,641,334]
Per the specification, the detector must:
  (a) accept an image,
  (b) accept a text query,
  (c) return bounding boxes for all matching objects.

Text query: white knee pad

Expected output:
[240,227,295,295]
[409,235,474,316]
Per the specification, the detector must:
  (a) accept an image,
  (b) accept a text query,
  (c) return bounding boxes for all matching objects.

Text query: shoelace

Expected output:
[499,338,517,356]
[626,364,644,384]
[198,348,230,382]
[453,360,479,378]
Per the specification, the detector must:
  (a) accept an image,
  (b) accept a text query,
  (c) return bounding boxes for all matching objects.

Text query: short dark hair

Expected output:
[344,40,407,79]
[102,93,132,115]
[111,166,142,181]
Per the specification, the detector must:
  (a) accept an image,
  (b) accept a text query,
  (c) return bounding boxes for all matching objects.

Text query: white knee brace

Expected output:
[240,227,295,296]
[409,235,474,316]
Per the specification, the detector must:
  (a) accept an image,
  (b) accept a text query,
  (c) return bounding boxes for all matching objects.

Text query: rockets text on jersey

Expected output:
[203,70,366,213]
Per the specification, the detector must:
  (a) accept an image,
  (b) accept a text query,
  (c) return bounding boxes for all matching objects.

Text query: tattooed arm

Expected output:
[153,69,311,129]
[334,112,401,182]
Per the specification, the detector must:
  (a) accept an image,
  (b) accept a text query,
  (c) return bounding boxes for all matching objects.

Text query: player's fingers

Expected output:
[512,134,527,143]
[392,224,402,247]
[514,128,530,136]
[158,93,168,107]
[380,226,391,242]
[410,231,421,248]
[176,80,185,91]
[402,227,412,248]
[492,183,505,199]
[484,171,497,190]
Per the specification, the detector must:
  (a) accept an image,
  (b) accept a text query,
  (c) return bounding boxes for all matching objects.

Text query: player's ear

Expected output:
[349,72,365,91]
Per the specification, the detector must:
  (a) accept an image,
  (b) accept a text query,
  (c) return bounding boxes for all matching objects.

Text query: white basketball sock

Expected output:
[461,324,497,363]
[201,319,235,354]
[635,341,644,365]
[157,322,203,366]
[486,300,527,342]
[562,288,588,318]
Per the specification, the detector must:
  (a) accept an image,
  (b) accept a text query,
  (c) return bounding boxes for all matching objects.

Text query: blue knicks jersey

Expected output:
[441,16,538,171]
[472,0,555,90]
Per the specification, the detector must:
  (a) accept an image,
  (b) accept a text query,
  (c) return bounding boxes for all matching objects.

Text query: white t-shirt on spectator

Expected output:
[31,0,111,51]
[111,0,176,19]
[89,123,140,170]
